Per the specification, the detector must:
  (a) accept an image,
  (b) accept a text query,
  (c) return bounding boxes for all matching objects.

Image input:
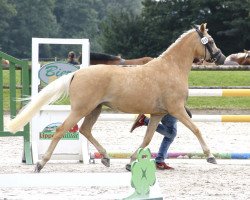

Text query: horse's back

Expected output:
[70,64,139,96]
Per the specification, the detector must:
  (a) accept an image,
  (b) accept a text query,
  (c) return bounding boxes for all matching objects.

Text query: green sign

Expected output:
[40,123,79,140]
[125,148,156,199]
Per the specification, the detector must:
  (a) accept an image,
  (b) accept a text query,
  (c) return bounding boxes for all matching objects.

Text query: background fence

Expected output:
[0,51,32,164]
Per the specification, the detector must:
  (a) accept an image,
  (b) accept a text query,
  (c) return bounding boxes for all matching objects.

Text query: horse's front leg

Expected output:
[129,114,163,165]
[173,107,216,164]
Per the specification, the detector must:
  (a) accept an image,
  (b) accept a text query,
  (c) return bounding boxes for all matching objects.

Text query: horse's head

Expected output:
[243,49,250,64]
[194,23,226,65]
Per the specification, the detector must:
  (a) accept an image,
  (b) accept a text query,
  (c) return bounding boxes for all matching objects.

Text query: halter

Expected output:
[195,28,223,63]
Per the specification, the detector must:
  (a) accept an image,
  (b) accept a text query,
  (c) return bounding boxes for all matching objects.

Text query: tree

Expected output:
[54,0,102,54]
[196,0,250,54]
[141,0,250,56]
[4,0,59,58]
[140,0,192,56]
[0,0,16,52]
[54,0,143,55]
[100,10,144,58]
[1,0,248,58]
[100,0,250,57]
[99,0,144,58]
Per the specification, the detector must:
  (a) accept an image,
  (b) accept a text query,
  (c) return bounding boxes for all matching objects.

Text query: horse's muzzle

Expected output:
[214,50,226,65]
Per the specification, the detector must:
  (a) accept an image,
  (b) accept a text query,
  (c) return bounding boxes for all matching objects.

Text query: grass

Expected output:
[189,71,250,87]
[187,71,250,109]
[2,70,250,111]
[187,96,250,109]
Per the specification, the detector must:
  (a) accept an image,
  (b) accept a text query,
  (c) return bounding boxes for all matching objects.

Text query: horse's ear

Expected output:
[200,23,207,33]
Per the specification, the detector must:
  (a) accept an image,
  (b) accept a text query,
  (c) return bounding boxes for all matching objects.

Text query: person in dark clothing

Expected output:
[67,51,79,65]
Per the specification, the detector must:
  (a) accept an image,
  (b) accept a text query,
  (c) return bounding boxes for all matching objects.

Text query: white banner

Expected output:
[31,38,89,164]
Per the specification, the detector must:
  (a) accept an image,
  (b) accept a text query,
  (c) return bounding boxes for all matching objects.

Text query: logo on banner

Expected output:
[40,122,79,140]
[39,62,79,84]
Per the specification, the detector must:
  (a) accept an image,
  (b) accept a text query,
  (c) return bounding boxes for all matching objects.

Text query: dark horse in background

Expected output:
[80,52,208,66]
[78,52,153,65]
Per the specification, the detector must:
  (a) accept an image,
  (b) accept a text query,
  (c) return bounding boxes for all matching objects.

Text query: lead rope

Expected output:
[204,45,207,61]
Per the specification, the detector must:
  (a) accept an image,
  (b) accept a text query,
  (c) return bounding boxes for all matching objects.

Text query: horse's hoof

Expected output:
[207,157,217,164]
[34,162,43,173]
[101,157,110,167]
[125,164,131,172]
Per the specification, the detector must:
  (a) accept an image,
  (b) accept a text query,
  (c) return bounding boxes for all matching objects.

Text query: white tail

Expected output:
[8,72,75,133]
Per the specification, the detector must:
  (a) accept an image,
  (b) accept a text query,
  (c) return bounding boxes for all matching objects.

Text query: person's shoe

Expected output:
[185,106,192,118]
[156,162,174,170]
[130,114,146,133]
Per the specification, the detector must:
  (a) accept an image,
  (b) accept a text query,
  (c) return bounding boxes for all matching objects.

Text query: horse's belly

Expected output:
[104,96,166,114]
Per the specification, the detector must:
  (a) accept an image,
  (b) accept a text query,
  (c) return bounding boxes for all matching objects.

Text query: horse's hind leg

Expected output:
[34,111,83,173]
[79,105,110,167]
[173,107,216,164]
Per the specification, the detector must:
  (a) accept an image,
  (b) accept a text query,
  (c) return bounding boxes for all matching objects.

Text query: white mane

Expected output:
[160,28,196,57]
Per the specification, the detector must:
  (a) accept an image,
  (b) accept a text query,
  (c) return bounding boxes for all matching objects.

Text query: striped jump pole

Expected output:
[98,114,250,122]
[91,152,250,160]
[192,115,250,122]
[189,89,250,96]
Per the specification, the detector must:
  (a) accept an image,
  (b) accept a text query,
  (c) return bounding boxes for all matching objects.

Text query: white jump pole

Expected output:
[0,173,163,199]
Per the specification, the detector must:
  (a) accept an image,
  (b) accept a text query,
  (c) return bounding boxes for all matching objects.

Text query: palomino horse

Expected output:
[224,49,250,65]
[8,23,226,172]
[78,52,153,65]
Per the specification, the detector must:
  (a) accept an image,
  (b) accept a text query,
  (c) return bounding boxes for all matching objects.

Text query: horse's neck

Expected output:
[160,35,195,73]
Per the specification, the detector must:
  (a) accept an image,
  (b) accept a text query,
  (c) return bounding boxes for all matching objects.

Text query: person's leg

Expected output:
[144,115,177,138]
[130,114,177,170]
[151,115,177,162]
[146,115,177,169]
[155,136,175,170]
